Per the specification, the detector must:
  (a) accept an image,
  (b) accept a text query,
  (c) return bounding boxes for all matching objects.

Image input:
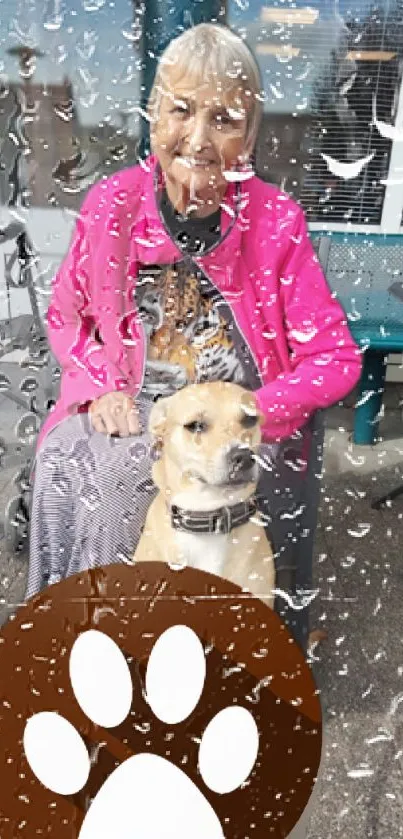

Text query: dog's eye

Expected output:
[241,414,258,429]
[184,420,208,433]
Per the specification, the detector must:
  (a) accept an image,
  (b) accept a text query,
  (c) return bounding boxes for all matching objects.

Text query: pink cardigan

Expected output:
[38,154,361,450]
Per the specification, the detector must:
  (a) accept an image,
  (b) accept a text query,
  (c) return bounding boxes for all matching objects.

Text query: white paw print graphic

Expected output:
[23,626,259,838]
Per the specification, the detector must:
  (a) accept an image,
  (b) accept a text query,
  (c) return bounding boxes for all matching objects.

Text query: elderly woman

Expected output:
[26,23,361,645]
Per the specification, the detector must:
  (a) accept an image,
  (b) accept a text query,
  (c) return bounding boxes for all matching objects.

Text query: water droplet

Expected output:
[246,674,273,704]
[389,693,403,716]
[20,376,38,395]
[347,768,374,779]
[43,0,64,30]
[82,0,106,10]
[347,523,371,538]
[135,721,151,734]
[167,558,188,572]
[15,413,38,444]
[341,555,356,568]
[51,475,70,497]
[251,647,268,659]
[269,84,284,100]
[272,587,318,611]
[76,30,98,60]
[129,441,148,463]
[121,19,142,43]
[0,373,11,392]
[78,484,102,512]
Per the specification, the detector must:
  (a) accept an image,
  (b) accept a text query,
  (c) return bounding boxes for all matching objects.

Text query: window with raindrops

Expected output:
[0,0,402,836]
[0,0,141,553]
[230,0,403,226]
[226,1,403,835]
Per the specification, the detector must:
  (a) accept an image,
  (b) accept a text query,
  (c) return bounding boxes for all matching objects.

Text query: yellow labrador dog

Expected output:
[134,381,275,608]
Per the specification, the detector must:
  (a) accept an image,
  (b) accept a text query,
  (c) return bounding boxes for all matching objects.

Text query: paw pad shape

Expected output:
[23,626,259,838]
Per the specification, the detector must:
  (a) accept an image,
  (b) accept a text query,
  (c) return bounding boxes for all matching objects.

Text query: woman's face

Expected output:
[150,67,250,210]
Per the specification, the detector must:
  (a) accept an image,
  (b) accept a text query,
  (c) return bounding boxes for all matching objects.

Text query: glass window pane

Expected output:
[0,1,141,494]
[0,0,141,211]
[227,0,403,225]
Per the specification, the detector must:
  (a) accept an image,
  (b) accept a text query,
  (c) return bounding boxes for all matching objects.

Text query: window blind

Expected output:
[229,0,403,226]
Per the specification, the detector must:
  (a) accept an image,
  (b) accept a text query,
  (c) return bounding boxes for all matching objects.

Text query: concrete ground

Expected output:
[1,361,403,837]
[306,387,403,839]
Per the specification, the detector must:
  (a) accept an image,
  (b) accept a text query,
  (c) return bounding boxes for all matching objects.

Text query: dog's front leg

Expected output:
[225,568,274,611]
[226,546,276,611]
[133,500,181,567]
[244,569,276,611]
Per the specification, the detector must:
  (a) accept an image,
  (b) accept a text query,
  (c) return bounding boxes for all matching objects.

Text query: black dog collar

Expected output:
[170,497,258,535]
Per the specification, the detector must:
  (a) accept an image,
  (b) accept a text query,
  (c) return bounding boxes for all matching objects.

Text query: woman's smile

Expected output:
[175,155,216,168]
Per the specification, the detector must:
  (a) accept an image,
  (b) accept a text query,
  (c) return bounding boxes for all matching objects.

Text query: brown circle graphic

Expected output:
[0,563,322,837]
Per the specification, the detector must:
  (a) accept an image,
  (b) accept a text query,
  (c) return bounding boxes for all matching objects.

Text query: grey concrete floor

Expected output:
[307,468,403,838]
[308,388,403,837]
[1,361,403,837]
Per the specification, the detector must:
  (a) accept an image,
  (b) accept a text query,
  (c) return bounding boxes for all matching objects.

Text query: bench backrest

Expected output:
[311,232,403,347]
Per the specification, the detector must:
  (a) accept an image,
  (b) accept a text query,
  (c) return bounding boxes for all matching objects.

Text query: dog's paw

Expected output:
[23,626,259,837]
[0,564,322,837]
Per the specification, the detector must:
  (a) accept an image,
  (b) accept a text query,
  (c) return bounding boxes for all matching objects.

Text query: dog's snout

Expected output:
[227,446,255,474]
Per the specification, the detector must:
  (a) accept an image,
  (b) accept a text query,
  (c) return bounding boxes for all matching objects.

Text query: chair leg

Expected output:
[353,351,387,446]
[274,568,307,652]
[273,412,325,656]
[371,483,403,510]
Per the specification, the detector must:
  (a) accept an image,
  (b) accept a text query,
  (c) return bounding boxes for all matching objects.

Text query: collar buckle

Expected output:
[213,506,232,535]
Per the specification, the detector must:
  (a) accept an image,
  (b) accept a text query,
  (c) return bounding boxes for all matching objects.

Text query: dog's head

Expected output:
[149,381,265,498]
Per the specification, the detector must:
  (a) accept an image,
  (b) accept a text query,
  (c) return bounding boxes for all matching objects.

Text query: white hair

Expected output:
[148,23,263,154]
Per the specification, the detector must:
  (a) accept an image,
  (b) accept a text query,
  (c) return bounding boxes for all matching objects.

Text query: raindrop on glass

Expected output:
[0,373,11,392]
[121,19,142,43]
[82,0,106,11]
[20,376,38,395]
[76,30,98,61]
[43,0,64,31]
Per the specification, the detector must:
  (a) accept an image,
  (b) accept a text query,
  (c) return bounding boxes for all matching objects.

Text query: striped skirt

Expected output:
[26,396,324,646]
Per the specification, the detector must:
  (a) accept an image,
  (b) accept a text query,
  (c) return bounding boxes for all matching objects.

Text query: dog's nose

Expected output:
[227,446,255,474]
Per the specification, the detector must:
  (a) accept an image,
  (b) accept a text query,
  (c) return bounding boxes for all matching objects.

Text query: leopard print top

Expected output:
[135,191,261,400]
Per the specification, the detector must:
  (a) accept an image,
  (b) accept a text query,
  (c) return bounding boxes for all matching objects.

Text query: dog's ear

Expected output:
[148,396,171,440]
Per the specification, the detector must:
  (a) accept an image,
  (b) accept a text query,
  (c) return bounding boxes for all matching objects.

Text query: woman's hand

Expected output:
[88,392,140,437]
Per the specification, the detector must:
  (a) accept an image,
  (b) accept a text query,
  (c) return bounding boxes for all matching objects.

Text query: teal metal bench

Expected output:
[313,232,403,446]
